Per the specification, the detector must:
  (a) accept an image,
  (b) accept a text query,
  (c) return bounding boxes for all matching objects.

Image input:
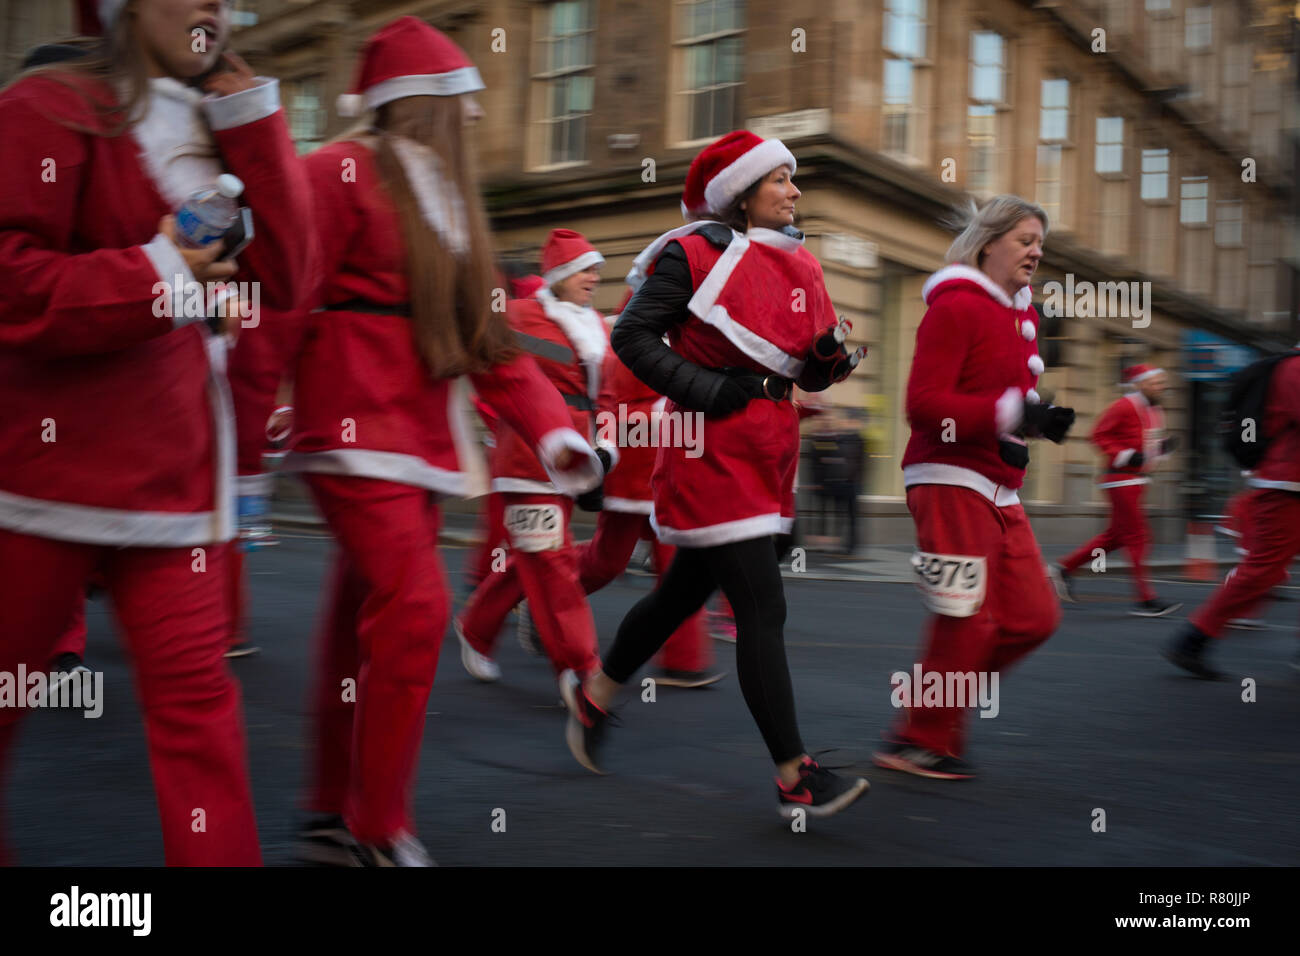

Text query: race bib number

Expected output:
[505,504,564,553]
[910,551,987,618]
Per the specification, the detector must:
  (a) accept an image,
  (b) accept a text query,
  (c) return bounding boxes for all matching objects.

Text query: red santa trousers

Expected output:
[576,511,711,672]
[458,492,600,678]
[0,528,260,866]
[893,485,1060,757]
[304,473,450,844]
[465,492,508,591]
[1191,490,1300,637]
[1059,483,1155,602]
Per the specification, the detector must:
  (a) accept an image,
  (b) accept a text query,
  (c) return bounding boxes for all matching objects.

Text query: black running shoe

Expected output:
[295,814,360,867]
[872,741,977,780]
[775,756,869,819]
[1130,599,1183,618]
[1162,626,1224,680]
[350,831,434,867]
[560,669,615,775]
[654,668,727,689]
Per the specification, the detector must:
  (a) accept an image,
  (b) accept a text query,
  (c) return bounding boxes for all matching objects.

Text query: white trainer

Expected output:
[456,618,501,682]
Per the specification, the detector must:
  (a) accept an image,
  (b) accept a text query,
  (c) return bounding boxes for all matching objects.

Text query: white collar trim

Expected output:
[924,264,1033,311]
[535,287,607,398]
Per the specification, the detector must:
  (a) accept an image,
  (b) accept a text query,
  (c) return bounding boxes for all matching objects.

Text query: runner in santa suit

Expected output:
[1051,365,1182,617]
[872,196,1075,781]
[560,130,870,819]
[1165,346,1300,678]
[276,18,602,867]
[463,274,547,598]
[569,301,723,687]
[0,0,314,865]
[454,230,617,688]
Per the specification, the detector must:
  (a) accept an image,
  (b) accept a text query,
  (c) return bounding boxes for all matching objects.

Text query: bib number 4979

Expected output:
[910,551,987,617]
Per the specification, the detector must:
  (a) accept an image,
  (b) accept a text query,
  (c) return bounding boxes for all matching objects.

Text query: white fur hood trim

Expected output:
[923,264,1034,312]
[535,287,607,398]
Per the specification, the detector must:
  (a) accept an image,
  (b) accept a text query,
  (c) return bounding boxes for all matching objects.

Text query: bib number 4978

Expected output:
[910,551,987,617]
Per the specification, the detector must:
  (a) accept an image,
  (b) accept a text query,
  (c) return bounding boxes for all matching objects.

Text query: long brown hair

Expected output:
[371,94,517,378]
[4,6,156,137]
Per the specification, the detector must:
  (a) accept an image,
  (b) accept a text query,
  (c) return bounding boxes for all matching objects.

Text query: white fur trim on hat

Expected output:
[703,138,797,214]
[1129,366,1164,383]
[1028,354,1045,376]
[543,250,605,288]
[363,68,485,112]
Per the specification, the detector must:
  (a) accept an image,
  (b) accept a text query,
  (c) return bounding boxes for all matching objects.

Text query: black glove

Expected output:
[797,319,866,392]
[575,446,614,512]
[1160,436,1179,455]
[1127,451,1146,469]
[707,368,765,417]
[1022,402,1076,444]
[999,437,1029,469]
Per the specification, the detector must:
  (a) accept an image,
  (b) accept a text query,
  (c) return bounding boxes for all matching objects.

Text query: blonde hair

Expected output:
[945,195,1049,268]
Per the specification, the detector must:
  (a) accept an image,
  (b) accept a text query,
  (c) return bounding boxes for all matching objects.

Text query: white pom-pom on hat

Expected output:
[1028,355,1045,376]
[336,94,365,118]
[1021,319,1036,341]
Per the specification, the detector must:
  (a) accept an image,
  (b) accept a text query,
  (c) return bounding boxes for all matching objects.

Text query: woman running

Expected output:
[561,130,870,820]
[278,17,601,866]
[873,196,1074,780]
[0,0,313,864]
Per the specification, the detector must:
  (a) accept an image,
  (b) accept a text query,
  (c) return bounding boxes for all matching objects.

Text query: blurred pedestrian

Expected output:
[1051,365,1182,616]
[874,196,1073,780]
[561,130,870,819]
[1165,345,1300,677]
[454,229,616,687]
[276,18,601,866]
[0,0,314,864]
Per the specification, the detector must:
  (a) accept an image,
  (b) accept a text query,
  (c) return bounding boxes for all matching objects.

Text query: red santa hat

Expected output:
[337,16,484,117]
[76,0,115,35]
[541,229,604,287]
[511,275,546,299]
[685,130,797,218]
[1122,364,1164,386]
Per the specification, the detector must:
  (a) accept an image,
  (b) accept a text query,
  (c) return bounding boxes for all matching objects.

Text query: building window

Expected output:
[967,30,1005,194]
[882,0,927,159]
[531,0,596,166]
[1185,6,1212,50]
[1180,175,1209,224]
[1141,148,1169,200]
[284,76,326,154]
[674,0,745,143]
[1096,116,1123,174]
[1036,79,1070,226]
[1145,0,1171,10]
[1215,200,1243,246]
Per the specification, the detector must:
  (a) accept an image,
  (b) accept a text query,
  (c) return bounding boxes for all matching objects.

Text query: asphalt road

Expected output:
[9,531,1299,866]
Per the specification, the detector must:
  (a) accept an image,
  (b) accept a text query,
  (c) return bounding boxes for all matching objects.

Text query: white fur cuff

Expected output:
[995,386,1024,435]
[1112,449,1136,468]
[202,78,280,131]
[141,233,199,330]
[537,428,602,496]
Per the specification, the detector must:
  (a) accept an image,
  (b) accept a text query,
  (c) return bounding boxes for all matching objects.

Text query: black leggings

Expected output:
[603,534,805,763]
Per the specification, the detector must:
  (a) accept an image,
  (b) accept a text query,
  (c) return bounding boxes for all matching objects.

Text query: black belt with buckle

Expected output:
[714,367,794,402]
[320,298,412,317]
[561,392,596,412]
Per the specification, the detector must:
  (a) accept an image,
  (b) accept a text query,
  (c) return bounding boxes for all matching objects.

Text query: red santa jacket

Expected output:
[490,290,611,494]
[1247,350,1300,492]
[902,264,1044,505]
[1092,391,1168,488]
[594,311,663,513]
[273,142,598,497]
[649,229,837,546]
[0,72,313,547]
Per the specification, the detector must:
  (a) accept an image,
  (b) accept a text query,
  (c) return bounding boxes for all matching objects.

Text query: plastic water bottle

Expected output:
[237,492,275,551]
[175,174,244,249]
